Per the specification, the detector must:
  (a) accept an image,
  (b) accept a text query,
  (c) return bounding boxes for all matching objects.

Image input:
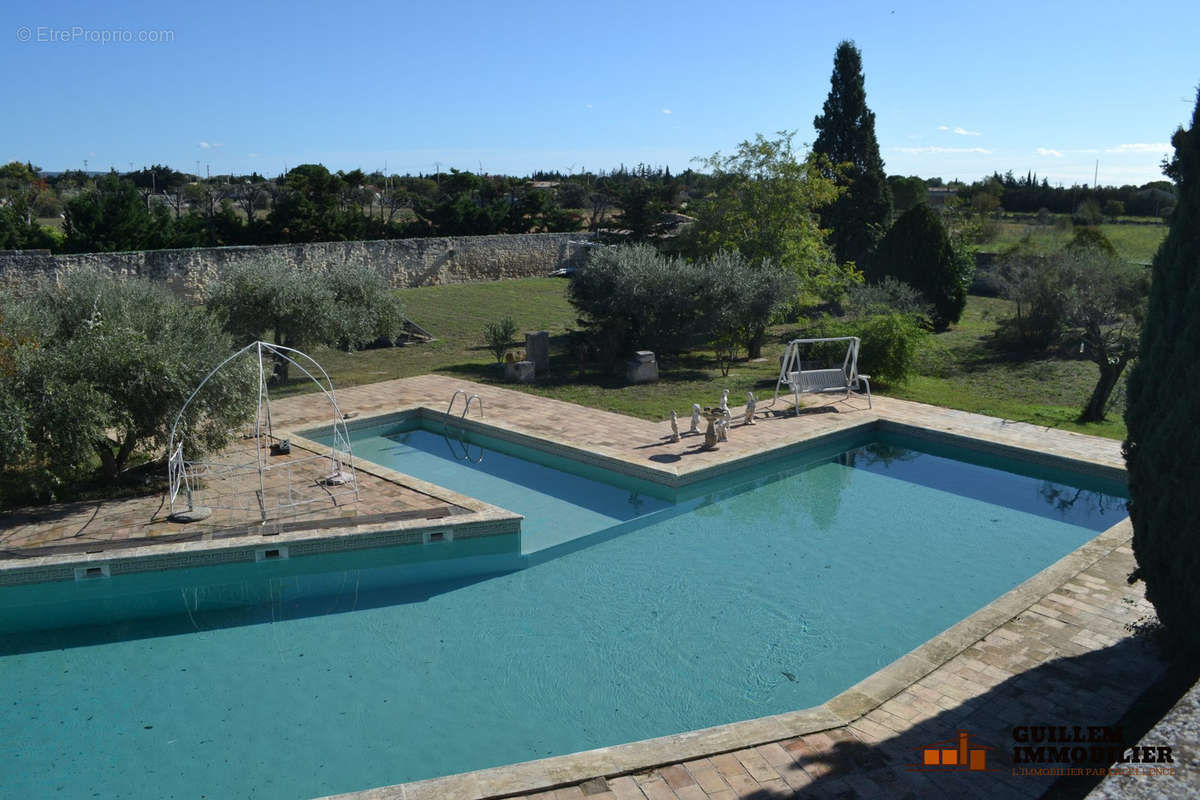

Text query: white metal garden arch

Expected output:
[166,341,358,524]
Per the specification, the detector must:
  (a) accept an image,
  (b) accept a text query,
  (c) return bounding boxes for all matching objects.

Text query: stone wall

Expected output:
[0,232,595,300]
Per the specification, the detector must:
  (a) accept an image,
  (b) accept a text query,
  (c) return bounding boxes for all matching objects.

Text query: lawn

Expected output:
[976,218,1167,263]
[290,278,1127,441]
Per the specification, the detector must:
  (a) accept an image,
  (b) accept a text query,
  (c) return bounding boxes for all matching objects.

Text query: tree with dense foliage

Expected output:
[63,172,172,252]
[994,255,1066,349]
[568,244,794,367]
[812,41,893,266]
[1066,226,1117,255]
[206,257,406,381]
[0,270,254,494]
[701,250,797,372]
[1124,90,1200,657]
[887,175,928,215]
[870,204,971,331]
[686,132,849,310]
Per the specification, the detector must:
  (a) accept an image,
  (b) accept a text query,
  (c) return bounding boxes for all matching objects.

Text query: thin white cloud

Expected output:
[954,127,981,136]
[1036,148,1064,158]
[661,108,672,115]
[197,141,223,150]
[892,146,992,155]
[937,125,949,131]
[1106,142,1170,153]
[585,103,593,109]
[248,153,261,158]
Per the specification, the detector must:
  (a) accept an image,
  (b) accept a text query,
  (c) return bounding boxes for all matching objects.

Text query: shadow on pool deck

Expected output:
[588,634,1181,800]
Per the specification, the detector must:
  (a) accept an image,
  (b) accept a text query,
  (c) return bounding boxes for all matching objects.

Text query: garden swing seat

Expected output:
[774,337,872,411]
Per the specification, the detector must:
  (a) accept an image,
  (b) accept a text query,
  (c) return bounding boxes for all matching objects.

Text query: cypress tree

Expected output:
[813,40,893,267]
[870,204,967,331]
[1124,88,1200,656]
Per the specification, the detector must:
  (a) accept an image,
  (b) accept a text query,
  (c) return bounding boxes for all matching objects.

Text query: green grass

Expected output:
[289,279,1127,441]
[976,219,1167,263]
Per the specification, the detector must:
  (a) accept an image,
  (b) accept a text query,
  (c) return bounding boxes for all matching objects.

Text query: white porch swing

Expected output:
[773,336,872,412]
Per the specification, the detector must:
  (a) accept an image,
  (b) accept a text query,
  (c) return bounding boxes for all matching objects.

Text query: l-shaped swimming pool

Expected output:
[0,415,1127,798]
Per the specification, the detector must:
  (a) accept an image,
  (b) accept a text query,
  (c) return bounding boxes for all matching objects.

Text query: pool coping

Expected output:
[304,408,1132,800]
[0,429,524,586]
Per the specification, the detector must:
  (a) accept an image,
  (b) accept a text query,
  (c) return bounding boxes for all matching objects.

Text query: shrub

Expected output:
[808,311,926,386]
[843,276,931,320]
[482,316,519,363]
[1072,198,1103,226]
[1065,226,1117,256]
[994,255,1065,350]
[870,204,972,331]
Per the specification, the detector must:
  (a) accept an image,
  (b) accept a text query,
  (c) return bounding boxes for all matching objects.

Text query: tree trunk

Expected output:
[97,442,118,483]
[95,435,136,483]
[1078,360,1125,423]
[274,330,291,384]
[745,327,765,360]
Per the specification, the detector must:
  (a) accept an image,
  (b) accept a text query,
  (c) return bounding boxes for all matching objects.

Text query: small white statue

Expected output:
[719,388,730,415]
[716,416,729,442]
[743,392,757,425]
[690,403,702,433]
[669,410,681,442]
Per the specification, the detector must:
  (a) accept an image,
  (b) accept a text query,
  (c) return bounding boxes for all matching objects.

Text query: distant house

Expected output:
[927,187,960,207]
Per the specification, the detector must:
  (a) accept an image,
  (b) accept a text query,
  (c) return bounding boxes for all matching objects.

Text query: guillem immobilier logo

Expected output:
[1011,725,1177,778]
[908,729,1001,772]
[908,726,1178,778]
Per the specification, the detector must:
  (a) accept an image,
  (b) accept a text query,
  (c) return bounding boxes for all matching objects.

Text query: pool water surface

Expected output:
[0,422,1127,799]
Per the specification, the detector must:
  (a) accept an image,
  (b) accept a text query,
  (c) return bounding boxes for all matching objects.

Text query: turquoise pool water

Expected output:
[0,423,1127,799]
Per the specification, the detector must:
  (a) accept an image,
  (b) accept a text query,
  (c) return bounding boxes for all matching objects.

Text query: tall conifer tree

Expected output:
[813,41,893,267]
[1124,88,1200,656]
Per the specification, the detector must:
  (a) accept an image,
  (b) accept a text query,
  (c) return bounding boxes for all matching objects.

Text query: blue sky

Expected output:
[2,0,1197,186]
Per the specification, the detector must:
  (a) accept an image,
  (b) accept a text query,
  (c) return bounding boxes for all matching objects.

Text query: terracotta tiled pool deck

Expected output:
[1,375,1180,799]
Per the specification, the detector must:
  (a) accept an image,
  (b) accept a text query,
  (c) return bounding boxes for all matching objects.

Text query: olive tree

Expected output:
[207,256,405,381]
[569,245,795,371]
[1057,249,1148,422]
[0,270,255,493]
[701,251,797,372]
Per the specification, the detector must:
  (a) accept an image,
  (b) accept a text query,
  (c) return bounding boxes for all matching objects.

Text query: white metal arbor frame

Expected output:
[167,341,358,524]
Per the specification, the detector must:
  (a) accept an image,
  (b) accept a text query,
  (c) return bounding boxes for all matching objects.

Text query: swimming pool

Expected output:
[0,418,1127,799]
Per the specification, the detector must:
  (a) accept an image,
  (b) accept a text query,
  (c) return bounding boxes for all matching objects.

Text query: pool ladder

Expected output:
[444,389,484,463]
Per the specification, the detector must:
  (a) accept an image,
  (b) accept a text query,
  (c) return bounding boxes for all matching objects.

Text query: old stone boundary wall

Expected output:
[0,232,595,300]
